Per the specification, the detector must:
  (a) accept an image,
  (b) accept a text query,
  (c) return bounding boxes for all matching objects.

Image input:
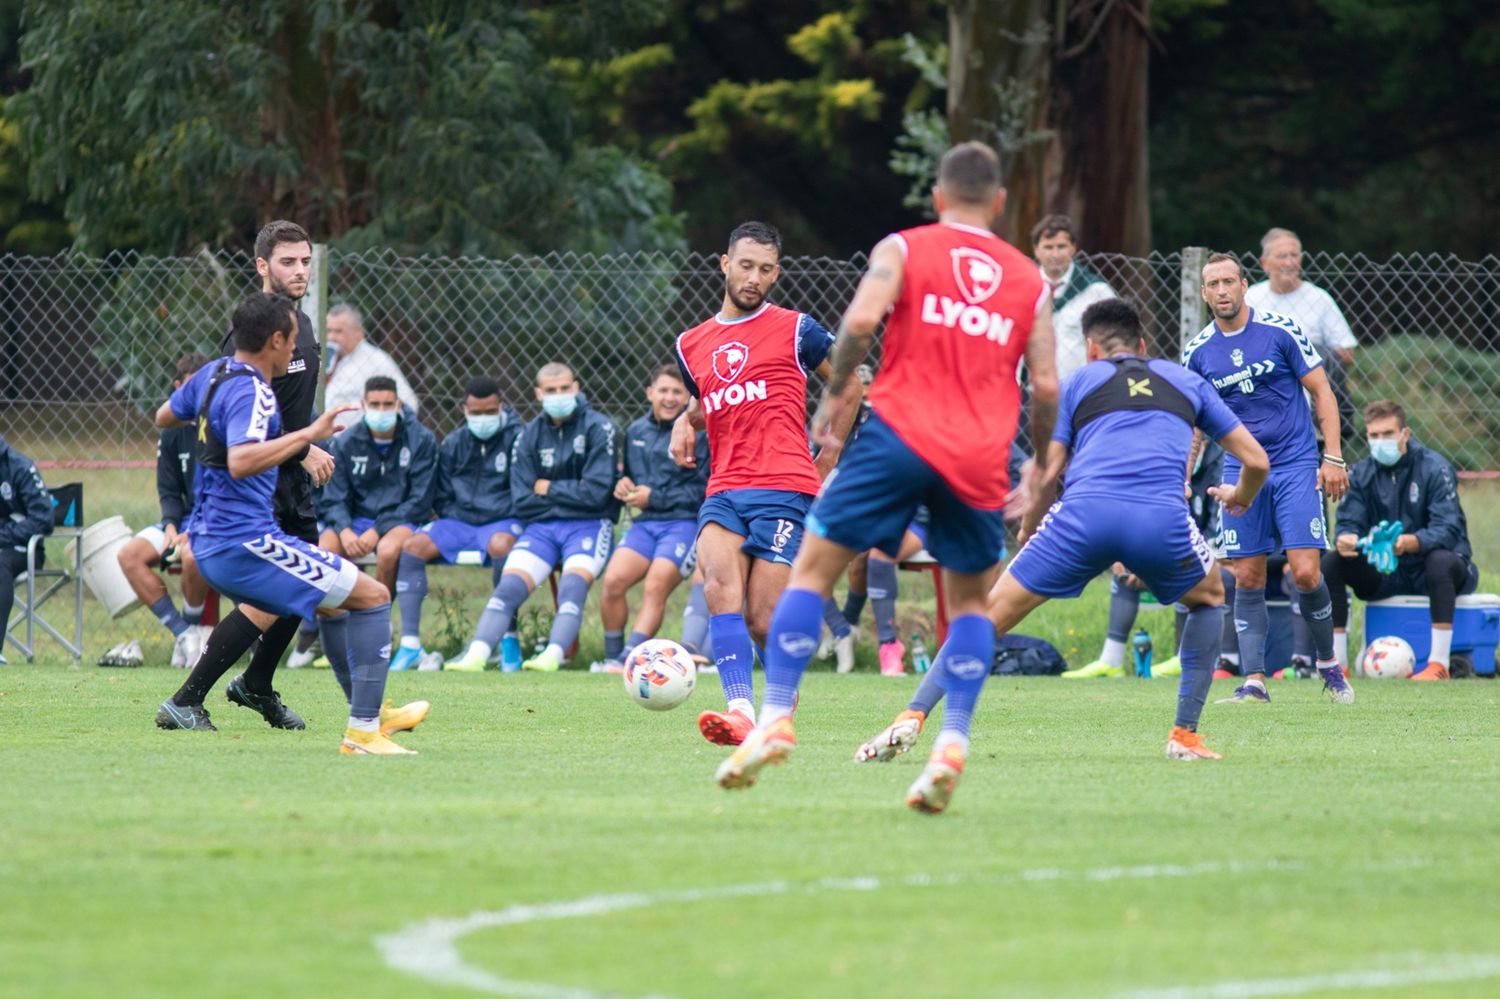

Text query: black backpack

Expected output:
[992,633,1069,676]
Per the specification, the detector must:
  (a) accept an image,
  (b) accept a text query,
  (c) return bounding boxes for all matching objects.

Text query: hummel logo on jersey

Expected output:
[950,248,1003,304]
[920,294,1015,344]
[247,382,277,441]
[1211,361,1276,394]
[711,341,750,382]
[1128,377,1152,397]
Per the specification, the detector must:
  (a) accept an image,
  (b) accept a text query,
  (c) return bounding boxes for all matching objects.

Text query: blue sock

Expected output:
[1296,581,1336,662]
[842,590,867,628]
[1175,605,1222,730]
[710,612,754,711]
[547,572,591,654]
[182,602,203,626]
[604,630,625,658]
[761,587,825,718]
[908,642,948,714]
[150,594,189,638]
[625,630,649,654]
[933,614,995,745]
[347,603,392,722]
[474,573,531,650]
[319,612,353,701]
[868,559,899,644]
[821,597,852,639]
[395,552,428,640]
[1235,586,1269,677]
[680,582,710,655]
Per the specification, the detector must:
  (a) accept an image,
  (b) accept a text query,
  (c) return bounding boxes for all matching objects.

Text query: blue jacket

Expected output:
[1334,439,1471,564]
[510,401,620,523]
[622,411,708,522]
[0,435,53,553]
[434,408,524,525]
[319,407,438,534]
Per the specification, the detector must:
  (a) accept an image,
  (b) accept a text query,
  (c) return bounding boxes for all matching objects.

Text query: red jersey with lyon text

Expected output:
[675,302,834,497]
[865,222,1047,510]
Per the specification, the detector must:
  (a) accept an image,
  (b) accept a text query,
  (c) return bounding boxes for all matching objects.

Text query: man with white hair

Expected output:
[324,303,419,429]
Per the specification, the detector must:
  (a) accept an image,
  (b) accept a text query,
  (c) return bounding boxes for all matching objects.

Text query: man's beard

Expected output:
[268,276,305,301]
[727,285,763,312]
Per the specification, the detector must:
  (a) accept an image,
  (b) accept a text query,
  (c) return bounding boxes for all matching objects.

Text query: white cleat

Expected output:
[854,710,925,763]
[905,744,967,815]
[833,632,857,674]
[416,650,445,672]
[170,630,192,668]
[817,627,834,661]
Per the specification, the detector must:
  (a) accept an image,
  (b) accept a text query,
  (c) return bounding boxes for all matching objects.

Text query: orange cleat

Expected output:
[854,708,926,762]
[905,743,967,814]
[698,707,755,746]
[715,716,797,790]
[1412,661,1450,681]
[1165,726,1222,761]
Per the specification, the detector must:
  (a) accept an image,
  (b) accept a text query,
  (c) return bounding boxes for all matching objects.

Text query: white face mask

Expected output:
[1368,438,1402,466]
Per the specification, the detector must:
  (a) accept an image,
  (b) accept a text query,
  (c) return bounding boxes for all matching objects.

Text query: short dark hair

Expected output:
[364,375,398,397]
[1202,252,1246,281]
[254,220,311,262]
[1364,399,1407,428]
[727,221,782,257]
[651,363,685,386]
[230,293,296,353]
[1080,298,1145,353]
[1031,214,1077,247]
[175,353,211,382]
[465,376,500,401]
[937,142,1001,206]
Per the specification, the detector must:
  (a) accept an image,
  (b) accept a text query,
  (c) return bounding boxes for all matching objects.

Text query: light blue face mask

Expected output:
[1368,438,1402,467]
[364,409,398,435]
[542,393,579,420]
[467,413,502,440]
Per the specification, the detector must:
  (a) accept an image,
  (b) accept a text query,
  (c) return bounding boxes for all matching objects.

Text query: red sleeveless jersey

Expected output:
[676,303,822,497]
[866,222,1046,509]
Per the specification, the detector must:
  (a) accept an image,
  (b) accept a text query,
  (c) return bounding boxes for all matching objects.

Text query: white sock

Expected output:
[400,635,421,649]
[1245,676,1266,691]
[728,697,755,719]
[467,640,493,661]
[1101,638,1127,668]
[934,730,969,754]
[1333,631,1349,669]
[759,704,793,726]
[1221,651,1240,665]
[1430,628,1452,667]
[347,716,378,732]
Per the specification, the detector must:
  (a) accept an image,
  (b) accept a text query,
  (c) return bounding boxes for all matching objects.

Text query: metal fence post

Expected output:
[307,242,329,409]
[1180,246,1207,355]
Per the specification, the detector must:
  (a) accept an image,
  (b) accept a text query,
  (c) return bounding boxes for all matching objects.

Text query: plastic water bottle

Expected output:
[911,633,931,674]
[500,633,523,673]
[1132,628,1153,678]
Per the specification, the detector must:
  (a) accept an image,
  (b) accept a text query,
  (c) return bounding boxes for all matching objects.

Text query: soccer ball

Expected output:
[1362,636,1416,679]
[622,639,697,711]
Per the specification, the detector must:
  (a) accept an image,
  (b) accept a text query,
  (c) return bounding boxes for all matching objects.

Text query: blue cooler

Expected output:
[1362,593,1500,675]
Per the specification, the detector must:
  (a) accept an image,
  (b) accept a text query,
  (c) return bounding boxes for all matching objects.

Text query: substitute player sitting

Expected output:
[391,376,525,671]
[153,292,416,754]
[444,362,620,673]
[317,375,437,596]
[594,363,709,673]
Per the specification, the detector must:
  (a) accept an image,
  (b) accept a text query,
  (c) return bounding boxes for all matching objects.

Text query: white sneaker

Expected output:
[170,629,201,669]
[120,640,145,668]
[817,627,834,661]
[287,647,316,669]
[416,650,445,672]
[833,632,856,674]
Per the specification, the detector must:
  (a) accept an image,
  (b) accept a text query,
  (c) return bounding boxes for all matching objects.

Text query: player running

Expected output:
[1185,253,1353,705]
[670,221,855,746]
[712,141,1056,793]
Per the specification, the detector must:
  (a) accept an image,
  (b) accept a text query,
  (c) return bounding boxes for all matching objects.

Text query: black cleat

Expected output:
[226,674,306,730]
[156,699,217,731]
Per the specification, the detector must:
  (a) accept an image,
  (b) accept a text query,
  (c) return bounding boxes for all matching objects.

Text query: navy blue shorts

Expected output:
[419,517,526,565]
[348,516,416,537]
[1219,464,1326,558]
[196,530,362,620]
[618,519,698,575]
[504,518,614,585]
[699,489,810,566]
[807,413,1006,575]
[1007,497,1214,604]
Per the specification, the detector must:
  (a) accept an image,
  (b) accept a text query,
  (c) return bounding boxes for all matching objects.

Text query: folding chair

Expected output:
[5,481,85,664]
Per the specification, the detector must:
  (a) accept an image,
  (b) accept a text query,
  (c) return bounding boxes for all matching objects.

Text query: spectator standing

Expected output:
[1032,214,1117,383]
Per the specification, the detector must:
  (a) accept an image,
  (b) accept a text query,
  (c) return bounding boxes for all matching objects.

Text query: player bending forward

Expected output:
[860,299,1271,811]
[154,293,418,754]
[713,141,1056,796]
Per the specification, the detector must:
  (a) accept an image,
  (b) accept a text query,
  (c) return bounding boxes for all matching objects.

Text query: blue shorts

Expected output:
[1008,497,1214,604]
[807,413,1006,575]
[419,517,526,565]
[504,518,614,585]
[619,519,699,575]
[699,490,810,565]
[1219,465,1326,558]
[196,530,362,620]
[348,516,416,537]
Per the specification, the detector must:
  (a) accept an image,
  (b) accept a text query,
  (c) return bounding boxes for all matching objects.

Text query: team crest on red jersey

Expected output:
[711,341,751,383]
[950,248,1003,305]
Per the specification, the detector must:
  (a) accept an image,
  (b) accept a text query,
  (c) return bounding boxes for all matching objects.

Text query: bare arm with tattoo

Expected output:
[810,236,905,447]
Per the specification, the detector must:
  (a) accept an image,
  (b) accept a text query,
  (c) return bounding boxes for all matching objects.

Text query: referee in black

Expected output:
[159,220,333,729]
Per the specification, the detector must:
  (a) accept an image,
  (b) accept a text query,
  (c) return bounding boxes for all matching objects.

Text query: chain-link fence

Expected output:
[2,248,1497,468]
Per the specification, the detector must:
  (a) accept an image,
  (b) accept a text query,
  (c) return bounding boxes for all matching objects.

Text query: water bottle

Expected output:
[1132,628,1153,678]
[911,633,931,674]
[500,633,523,673]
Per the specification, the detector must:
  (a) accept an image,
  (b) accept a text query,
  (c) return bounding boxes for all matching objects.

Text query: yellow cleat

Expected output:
[339,727,417,755]
[715,716,796,790]
[1060,659,1124,679]
[522,648,563,672]
[443,648,488,672]
[1152,655,1182,677]
[380,699,430,736]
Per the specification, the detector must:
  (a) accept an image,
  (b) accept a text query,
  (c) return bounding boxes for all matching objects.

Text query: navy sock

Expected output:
[868,559,899,644]
[475,573,531,650]
[842,590,868,628]
[547,572,591,653]
[762,588,824,714]
[1296,580,1336,662]
[908,643,948,714]
[347,603,392,722]
[1235,586,1269,677]
[604,630,625,658]
[709,612,754,709]
[821,597,852,639]
[1107,576,1142,642]
[1220,567,1238,657]
[680,582,710,656]
[150,594,189,638]
[395,552,428,640]
[1175,605,1222,730]
[625,630,649,655]
[491,560,505,588]
[933,614,995,741]
[319,612,353,701]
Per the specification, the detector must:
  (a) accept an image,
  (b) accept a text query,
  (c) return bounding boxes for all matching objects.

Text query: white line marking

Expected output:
[1111,953,1500,998]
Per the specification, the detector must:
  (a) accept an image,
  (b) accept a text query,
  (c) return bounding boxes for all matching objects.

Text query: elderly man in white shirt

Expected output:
[1031,214,1116,382]
[324,303,419,430]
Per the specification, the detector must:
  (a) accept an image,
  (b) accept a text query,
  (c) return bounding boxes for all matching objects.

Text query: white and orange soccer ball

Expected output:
[622,639,697,711]
[1361,636,1416,679]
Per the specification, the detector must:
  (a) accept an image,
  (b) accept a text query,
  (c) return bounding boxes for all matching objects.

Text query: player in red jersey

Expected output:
[670,221,859,746]
[713,143,1059,806]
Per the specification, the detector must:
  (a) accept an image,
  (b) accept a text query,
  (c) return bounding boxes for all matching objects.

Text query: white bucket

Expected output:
[68,516,142,619]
